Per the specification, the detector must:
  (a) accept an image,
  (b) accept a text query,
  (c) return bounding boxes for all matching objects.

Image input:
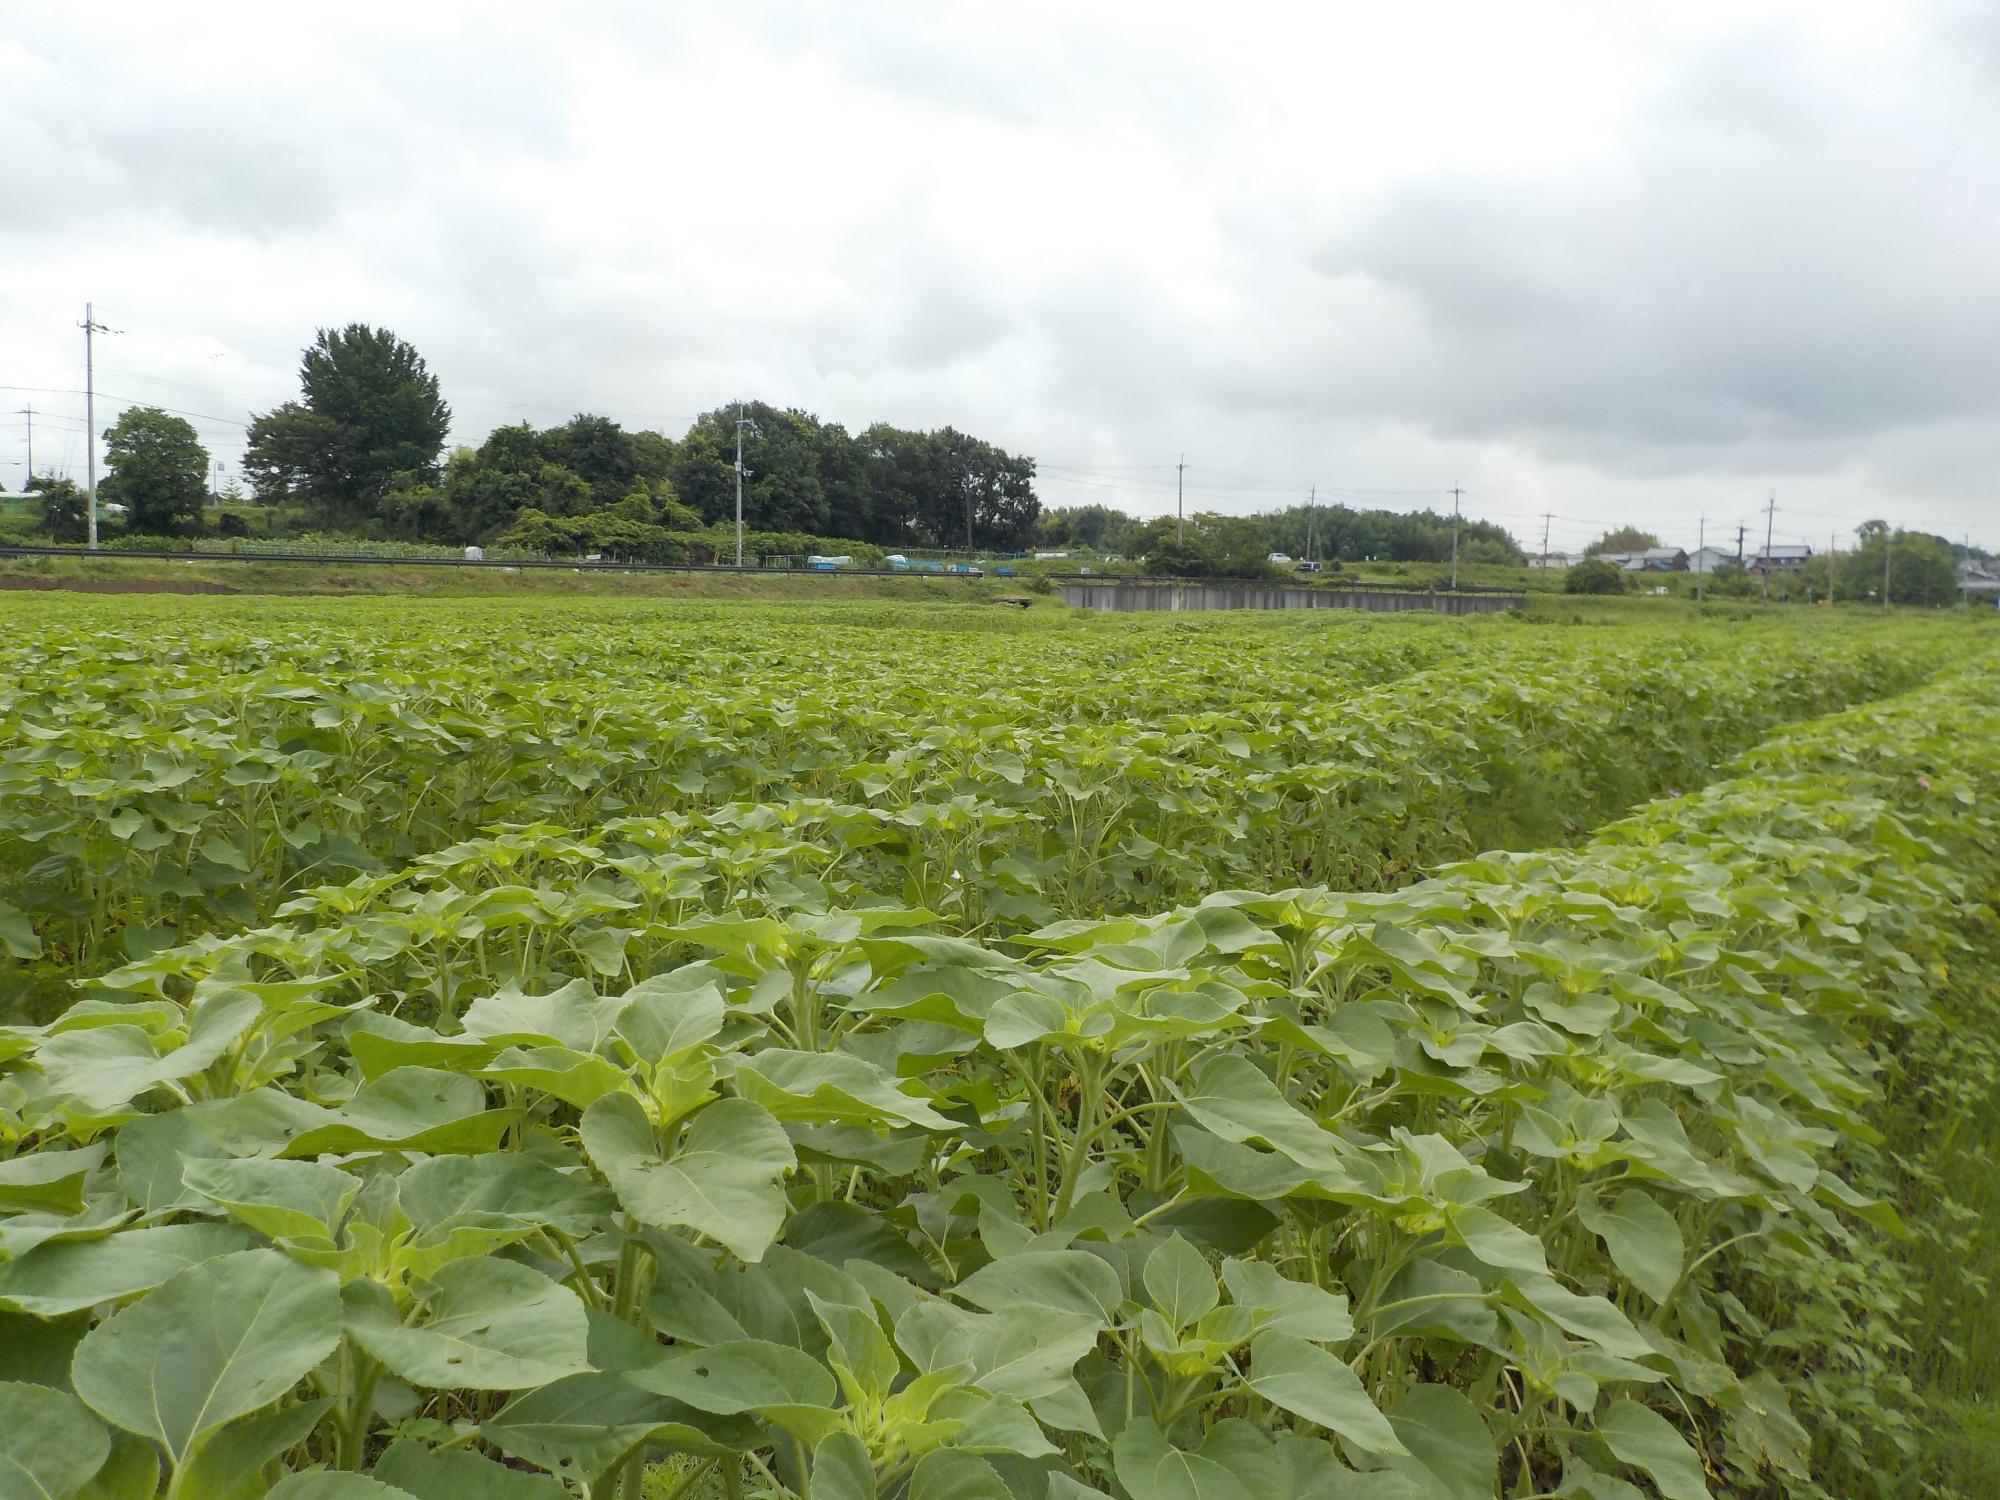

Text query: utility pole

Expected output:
[1176,454,1185,545]
[1695,513,1705,602]
[81,303,112,549]
[1540,512,1553,566]
[1735,524,1746,568]
[1883,528,1892,612]
[1828,530,1836,606]
[1447,486,1463,591]
[736,406,752,568]
[1759,490,1776,602]
[15,404,31,484]
[959,440,972,553]
[1306,484,1316,566]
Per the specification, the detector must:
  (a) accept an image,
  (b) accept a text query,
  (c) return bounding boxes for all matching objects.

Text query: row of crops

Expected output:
[0,601,1977,1001]
[0,596,1993,1500]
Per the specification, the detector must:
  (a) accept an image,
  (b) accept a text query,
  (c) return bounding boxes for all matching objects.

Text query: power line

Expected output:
[0,385,249,428]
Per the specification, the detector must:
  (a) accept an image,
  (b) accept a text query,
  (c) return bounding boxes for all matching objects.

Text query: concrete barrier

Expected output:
[1057,582,1523,615]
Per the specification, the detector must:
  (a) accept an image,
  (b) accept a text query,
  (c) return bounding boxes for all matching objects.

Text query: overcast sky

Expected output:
[4,1,1997,552]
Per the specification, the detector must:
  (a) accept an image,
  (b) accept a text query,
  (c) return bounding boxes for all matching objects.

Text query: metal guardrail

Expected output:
[0,545,1518,597]
[0,546,979,580]
[1043,571,1520,595]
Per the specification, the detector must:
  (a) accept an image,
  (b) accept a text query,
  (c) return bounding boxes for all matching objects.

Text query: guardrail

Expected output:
[0,545,1521,598]
[0,546,978,580]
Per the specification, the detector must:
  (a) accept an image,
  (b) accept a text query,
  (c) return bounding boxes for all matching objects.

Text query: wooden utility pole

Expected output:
[1760,490,1776,602]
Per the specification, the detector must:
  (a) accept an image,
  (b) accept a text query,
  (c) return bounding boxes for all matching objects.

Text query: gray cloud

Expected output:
[1,2,1996,548]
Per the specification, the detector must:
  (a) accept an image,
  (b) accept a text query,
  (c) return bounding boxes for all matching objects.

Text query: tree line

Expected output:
[233,326,1040,552]
[1034,500,1525,573]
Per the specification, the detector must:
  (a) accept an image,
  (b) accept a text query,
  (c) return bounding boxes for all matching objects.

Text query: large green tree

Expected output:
[98,407,208,535]
[1836,523,1959,607]
[243,325,450,529]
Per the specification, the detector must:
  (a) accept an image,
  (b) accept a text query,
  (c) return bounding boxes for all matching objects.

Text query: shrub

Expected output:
[1565,558,1627,595]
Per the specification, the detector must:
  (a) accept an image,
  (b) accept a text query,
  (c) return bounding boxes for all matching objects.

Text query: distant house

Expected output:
[1529,551,1582,569]
[1630,547,1688,572]
[1957,561,2000,596]
[1593,551,1637,569]
[1749,543,1813,573]
[1687,545,1734,575]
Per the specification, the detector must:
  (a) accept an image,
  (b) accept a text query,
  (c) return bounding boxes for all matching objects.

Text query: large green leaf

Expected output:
[0,1223,256,1317]
[280,1068,514,1156]
[909,1449,1014,1500]
[476,1045,629,1110]
[114,1094,328,1213]
[0,1381,111,1500]
[1221,1259,1353,1342]
[896,1302,1099,1401]
[812,1431,877,1500]
[1595,1400,1712,1500]
[1577,1189,1685,1304]
[343,1258,589,1390]
[613,972,726,1062]
[182,1157,362,1243]
[173,1398,331,1500]
[482,1371,755,1475]
[0,1145,108,1215]
[1447,1206,1549,1276]
[954,1249,1125,1328]
[372,1439,568,1500]
[1244,1333,1406,1455]
[1112,1417,1254,1500]
[71,1248,341,1467]
[731,1048,955,1130]
[631,1339,842,1444]
[460,979,620,1052]
[394,1153,614,1278]
[579,1094,794,1263]
[1143,1234,1220,1331]
[1508,1274,1651,1360]
[1169,1056,1347,1174]
[35,993,257,1113]
[1375,1385,1497,1500]
[395,1153,611,1239]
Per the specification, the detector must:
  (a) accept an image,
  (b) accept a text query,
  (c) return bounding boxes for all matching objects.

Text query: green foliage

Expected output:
[1138,513,1281,578]
[1040,501,1525,569]
[243,326,451,530]
[1835,528,1961,607]
[1588,526,1661,555]
[98,407,209,536]
[0,598,1993,1497]
[1565,557,1628,594]
[25,475,90,543]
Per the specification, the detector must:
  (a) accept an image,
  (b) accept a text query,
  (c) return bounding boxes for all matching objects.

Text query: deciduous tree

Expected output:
[99,407,208,535]
[243,325,450,528]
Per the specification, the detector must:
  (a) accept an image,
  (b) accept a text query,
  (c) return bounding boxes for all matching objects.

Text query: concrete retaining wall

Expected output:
[1057,582,1523,615]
